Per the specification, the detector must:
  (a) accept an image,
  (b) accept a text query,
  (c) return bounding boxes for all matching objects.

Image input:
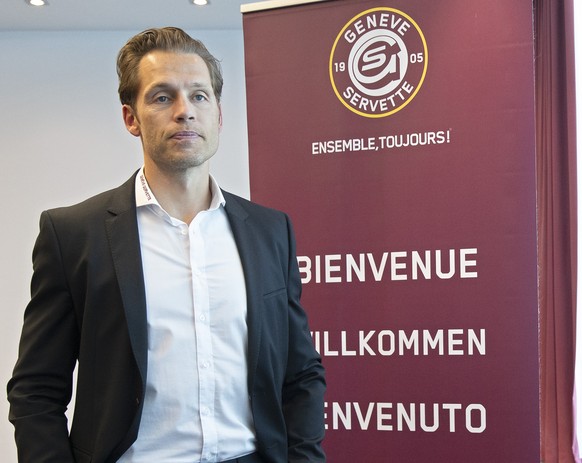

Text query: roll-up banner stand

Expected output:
[242,1,538,461]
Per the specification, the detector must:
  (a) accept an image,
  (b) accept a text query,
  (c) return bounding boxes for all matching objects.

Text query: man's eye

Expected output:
[155,95,170,103]
[193,94,207,102]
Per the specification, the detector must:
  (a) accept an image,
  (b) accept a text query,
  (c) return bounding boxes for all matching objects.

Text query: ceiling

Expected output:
[1,0,265,31]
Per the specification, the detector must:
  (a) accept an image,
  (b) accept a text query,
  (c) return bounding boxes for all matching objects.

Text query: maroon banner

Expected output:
[243,0,538,461]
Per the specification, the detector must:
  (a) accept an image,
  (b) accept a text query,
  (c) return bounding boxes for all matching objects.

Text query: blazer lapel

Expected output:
[104,174,148,385]
[223,192,262,390]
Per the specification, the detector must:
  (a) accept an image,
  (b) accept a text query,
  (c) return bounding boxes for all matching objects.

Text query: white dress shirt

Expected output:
[118,168,256,463]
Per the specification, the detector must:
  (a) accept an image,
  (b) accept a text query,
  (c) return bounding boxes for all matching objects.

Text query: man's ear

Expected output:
[122,104,141,137]
[218,103,223,132]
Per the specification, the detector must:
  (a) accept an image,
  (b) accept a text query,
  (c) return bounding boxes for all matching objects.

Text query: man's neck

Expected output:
[143,163,212,224]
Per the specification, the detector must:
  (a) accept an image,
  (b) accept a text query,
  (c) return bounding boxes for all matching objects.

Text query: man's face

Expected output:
[123,50,222,173]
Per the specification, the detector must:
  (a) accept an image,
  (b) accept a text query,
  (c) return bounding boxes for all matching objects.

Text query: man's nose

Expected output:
[174,94,195,121]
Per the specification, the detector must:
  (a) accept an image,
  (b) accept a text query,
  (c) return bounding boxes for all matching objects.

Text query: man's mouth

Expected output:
[171,131,200,141]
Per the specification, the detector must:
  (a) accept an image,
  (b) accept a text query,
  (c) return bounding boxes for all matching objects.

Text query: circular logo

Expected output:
[330,8,428,118]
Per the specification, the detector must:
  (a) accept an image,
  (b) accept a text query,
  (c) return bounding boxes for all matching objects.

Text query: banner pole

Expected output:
[241,0,331,14]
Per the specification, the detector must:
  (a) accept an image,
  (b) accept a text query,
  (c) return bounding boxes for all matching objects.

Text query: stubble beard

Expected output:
[148,137,218,174]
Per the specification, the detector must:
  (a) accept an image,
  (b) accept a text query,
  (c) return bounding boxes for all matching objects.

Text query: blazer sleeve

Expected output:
[281,215,327,462]
[7,210,78,462]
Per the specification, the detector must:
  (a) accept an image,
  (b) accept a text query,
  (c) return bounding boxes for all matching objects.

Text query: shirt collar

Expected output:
[135,166,226,212]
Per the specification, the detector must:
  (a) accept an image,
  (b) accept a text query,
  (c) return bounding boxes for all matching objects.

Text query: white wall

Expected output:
[0,29,248,462]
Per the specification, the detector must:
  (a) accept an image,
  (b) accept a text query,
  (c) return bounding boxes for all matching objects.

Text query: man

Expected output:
[7,27,326,463]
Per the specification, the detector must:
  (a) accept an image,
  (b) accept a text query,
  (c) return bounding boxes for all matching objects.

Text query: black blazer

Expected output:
[7,173,326,463]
